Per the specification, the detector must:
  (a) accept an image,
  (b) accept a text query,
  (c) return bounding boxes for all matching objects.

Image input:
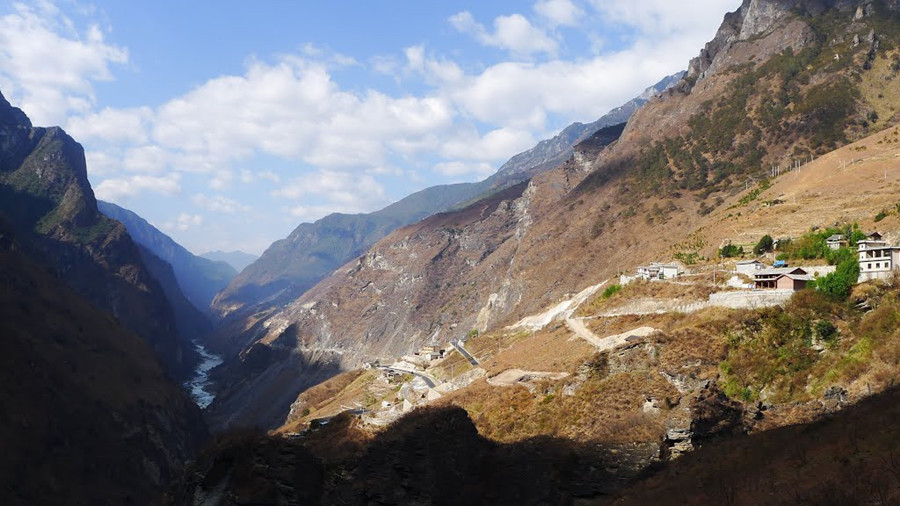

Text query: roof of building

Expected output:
[754,267,808,278]
[737,259,765,265]
[826,234,845,241]
[777,273,814,282]
[868,231,884,239]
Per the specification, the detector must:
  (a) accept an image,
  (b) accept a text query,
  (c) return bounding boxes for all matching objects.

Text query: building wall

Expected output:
[736,263,762,275]
[709,290,794,309]
[775,276,805,291]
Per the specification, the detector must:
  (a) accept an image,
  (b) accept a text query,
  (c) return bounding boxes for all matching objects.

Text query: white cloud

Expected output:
[208,169,234,190]
[147,57,456,175]
[94,173,181,200]
[192,193,250,214]
[440,126,536,161]
[588,0,735,38]
[66,106,152,144]
[273,169,390,215]
[449,11,558,57]
[163,212,204,232]
[433,161,495,178]
[123,145,168,173]
[84,150,118,177]
[534,0,583,27]
[404,45,464,85]
[0,1,127,125]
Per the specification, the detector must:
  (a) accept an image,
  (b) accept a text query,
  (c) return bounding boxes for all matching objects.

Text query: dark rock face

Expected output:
[0,225,206,504]
[0,91,196,378]
[690,382,745,444]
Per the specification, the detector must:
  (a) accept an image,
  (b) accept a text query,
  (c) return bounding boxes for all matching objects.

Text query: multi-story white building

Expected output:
[636,262,680,280]
[858,232,900,281]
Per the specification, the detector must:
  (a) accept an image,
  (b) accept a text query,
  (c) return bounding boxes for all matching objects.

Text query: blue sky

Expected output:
[0,0,737,255]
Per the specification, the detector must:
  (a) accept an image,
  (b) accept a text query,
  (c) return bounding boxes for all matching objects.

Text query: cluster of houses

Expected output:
[623,232,897,292]
[735,231,898,290]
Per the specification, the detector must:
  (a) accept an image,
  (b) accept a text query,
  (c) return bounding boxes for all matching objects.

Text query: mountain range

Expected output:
[200,250,258,272]
[209,73,683,328]
[205,0,900,430]
[8,0,900,503]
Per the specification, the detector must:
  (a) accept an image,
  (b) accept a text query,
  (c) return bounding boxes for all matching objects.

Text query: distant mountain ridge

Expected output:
[99,200,237,313]
[210,72,683,326]
[490,72,685,181]
[201,250,258,272]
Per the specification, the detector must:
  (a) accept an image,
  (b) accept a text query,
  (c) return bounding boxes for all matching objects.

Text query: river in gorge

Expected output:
[184,341,223,409]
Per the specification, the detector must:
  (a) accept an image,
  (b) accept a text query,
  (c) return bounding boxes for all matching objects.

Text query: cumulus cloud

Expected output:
[440,126,536,161]
[534,0,583,27]
[94,173,181,200]
[433,161,495,178]
[66,106,152,145]
[123,145,168,173]
[588,0,735,39]
[163,213,204,232]
[273,169,390,216]
[0,1,127,125]
[449,11,558,57]
[192,193,250,214]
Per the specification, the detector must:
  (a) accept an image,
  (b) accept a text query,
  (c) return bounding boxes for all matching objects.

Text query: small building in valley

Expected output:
[826,234,846,250]
[637,262,680,280]
[774,272,813,291]
[736,259,766,275]
[753,267,810,290]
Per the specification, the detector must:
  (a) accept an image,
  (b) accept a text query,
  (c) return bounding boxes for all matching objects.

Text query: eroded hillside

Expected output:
[207,0,900,432]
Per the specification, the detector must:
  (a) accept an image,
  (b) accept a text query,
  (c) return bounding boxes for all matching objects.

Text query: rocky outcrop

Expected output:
[0,91,197,378]
[687,0,898,83]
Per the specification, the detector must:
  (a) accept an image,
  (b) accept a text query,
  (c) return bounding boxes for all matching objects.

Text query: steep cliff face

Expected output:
[0,91,197,378]
[0,223,206,504]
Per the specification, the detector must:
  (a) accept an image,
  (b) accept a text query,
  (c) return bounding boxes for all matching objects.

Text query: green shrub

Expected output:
[719,244,744,258]
[812,257,860,300]
[815,320,838,342]
[754,234,774,255]
[601,284,622,299]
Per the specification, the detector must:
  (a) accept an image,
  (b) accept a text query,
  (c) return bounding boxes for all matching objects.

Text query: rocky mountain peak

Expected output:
[0,90,31,129]
[687,0,897,83]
